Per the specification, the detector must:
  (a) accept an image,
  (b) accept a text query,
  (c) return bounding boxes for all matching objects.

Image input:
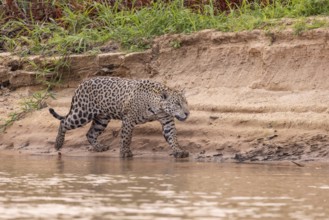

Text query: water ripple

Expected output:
[0,157,329,220]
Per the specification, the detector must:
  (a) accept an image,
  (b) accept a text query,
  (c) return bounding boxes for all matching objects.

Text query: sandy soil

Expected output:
[1,29,329,163]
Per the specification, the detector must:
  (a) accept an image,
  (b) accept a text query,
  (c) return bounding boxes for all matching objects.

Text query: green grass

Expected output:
[1,0,329,55]
[292,18,329,35]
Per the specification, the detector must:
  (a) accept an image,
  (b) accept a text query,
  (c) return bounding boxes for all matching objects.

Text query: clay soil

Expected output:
[1,29,329,163]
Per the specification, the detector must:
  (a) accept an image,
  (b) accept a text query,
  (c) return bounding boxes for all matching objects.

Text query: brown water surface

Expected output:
[0,155,328,219]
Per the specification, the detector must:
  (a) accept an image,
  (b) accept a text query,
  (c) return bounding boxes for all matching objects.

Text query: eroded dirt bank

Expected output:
[1,29,329,162]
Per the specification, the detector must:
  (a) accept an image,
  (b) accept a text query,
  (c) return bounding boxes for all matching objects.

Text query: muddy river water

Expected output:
[0,154,328,220]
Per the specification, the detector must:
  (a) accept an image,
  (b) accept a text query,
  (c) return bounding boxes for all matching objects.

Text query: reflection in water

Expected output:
[56,155,64,173]
[0,155,328,219]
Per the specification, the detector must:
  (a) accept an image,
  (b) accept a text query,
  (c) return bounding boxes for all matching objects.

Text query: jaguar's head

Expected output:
[160,89,190,121]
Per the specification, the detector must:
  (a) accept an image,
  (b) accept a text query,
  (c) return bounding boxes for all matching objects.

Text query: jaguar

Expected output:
[49,76,190,158]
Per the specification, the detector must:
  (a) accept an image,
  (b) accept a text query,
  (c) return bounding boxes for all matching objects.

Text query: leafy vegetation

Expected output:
[20,90,55,112]
[1,0,329,55]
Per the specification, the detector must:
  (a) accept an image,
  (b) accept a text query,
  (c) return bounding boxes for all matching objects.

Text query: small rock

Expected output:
[5,143,14,149]
[267,134,278,140]
[234,153,244,162]
[209,116,219,120]
[19,142,29,149]
[8,60,22,71]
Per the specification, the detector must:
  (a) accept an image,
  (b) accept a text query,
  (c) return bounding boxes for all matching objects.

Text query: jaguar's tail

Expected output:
[49,108,65,120]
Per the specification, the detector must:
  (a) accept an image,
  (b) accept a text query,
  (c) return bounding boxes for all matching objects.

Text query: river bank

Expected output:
[1,29,329,162]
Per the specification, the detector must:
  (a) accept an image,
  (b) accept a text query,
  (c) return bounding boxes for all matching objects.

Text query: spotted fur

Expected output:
[49,76,190,158]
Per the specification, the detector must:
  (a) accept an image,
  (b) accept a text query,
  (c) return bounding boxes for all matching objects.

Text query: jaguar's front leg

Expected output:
[159,116,189,158]
[120,119,134,158]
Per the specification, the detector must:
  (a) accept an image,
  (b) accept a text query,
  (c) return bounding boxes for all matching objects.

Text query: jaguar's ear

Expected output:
[161,91,169,100]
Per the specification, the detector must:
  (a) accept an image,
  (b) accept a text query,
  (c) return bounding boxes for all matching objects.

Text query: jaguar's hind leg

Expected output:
[55,110,92,151]
[86,115,111,152]
[55,121,66,151]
